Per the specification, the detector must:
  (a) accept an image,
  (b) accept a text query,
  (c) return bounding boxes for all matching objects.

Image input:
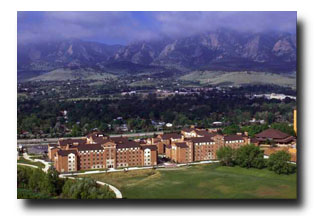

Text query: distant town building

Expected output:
[166,123,173,127]
[251,93,296,101]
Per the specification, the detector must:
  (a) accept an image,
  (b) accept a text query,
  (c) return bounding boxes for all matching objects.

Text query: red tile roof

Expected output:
[76,144,103,151]
[161,133,182,140]
[116,140,141,149]
[181,128,194,132]
[224,135,244,141]
[57,150,77,156]
[188,137,214,143]
[255,128,290,139]
[141,145,157,151]
[59,138,87,146]
[174,142,188,148]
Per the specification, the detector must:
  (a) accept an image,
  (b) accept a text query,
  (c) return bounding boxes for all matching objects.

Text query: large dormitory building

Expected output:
[147,128,253,164]
[48,132,157,173]
[49,128,295,173]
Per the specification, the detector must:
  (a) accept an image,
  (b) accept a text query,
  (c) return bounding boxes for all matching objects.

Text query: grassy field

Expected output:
[129,80,157,87]
[28,68,116,81]
[180,71,296,88]
[17,157,45,169]
[84,164,297,199]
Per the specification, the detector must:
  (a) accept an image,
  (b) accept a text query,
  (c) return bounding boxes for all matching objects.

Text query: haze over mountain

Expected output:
[18,29,296,81]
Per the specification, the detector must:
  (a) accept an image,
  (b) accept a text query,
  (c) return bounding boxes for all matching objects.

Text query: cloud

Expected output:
[18,11,157,45]
[17,11,296,45]
[154,11,296,38]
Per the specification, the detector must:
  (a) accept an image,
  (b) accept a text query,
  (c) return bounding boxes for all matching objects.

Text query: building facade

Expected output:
[164,129,250,163]
[49,132,158,173]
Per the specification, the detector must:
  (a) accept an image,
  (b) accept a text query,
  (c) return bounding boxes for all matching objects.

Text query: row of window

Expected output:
[117,148,140,151]
[195,142,215,146]
[225,140,244,144]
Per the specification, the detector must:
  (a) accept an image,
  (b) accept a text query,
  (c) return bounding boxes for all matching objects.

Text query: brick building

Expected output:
[255,128,296,146]
[165,142,192,163]
[49,132,157,173]
[164,130,250,163]
[154,133,183,155]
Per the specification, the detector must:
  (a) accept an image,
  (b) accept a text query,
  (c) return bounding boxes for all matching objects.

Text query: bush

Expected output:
[17,188,51,199]
[267,150,296,174]
[17,166,32,188]
[41,168,65,196]
[216,146,235,166]
[17,166,115,199]
[62,178,115,199]
[235,144,265,169]
[28,168,46,193]
[222,124,241,135]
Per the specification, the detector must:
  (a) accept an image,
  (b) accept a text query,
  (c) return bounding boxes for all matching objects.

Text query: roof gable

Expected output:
[255,128,290,139]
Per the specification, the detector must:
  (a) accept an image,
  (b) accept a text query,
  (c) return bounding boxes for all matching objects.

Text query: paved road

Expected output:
[17,163,39,169]
[23,153,51,173]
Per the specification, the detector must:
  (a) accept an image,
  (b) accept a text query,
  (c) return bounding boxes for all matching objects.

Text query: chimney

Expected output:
[244,131,249,136]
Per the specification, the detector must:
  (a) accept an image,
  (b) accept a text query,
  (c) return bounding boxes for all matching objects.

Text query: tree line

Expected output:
[17,88,296,138]
[216,145,296,175]
[17,166,115,199]
[223,122,296,137]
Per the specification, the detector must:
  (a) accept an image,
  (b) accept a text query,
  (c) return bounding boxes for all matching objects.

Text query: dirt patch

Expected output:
[255,186,281,197]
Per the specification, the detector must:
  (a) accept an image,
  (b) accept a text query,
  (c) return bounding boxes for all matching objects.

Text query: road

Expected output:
[17,131,164,146]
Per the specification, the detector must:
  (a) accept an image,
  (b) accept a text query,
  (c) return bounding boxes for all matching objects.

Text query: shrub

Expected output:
[28,168,46,193]
[17,188,51,199]
[17,166,32,188]
[216,146,235,166]
[267,150,296,174]
[62,178,115,199]
[235,144,265,169]
[41,168,65,196]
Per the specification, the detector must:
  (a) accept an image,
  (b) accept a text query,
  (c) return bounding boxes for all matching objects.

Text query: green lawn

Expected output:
[17,157,45,169]
[180,71,296,88]
[85,164,297,199]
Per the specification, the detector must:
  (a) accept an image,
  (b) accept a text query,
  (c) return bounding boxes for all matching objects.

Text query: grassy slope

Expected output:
[17,157,45,169]
[180,71,296,88]
[85,164,297,199]
[28,68,116,81]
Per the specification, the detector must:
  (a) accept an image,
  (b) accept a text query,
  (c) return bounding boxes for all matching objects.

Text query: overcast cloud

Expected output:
[17,11,296,45]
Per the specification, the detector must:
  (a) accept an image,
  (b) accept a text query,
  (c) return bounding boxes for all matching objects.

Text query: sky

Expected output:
[17,11,297,45]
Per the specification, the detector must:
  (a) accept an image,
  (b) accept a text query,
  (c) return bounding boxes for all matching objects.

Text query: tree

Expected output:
[267,150,296,174]
[216,146,235,166]
[271,122,296,136]
[241,124,269,137]
[17,166,31,188]
[223,124,240,135]
[235,144,265,169]
[41,168,64,196]
[71,124,81,137]
[28,168,45,193]
[62,178,115,199]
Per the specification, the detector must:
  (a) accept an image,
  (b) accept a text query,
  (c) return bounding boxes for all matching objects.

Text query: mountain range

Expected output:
[17,29,297,81]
